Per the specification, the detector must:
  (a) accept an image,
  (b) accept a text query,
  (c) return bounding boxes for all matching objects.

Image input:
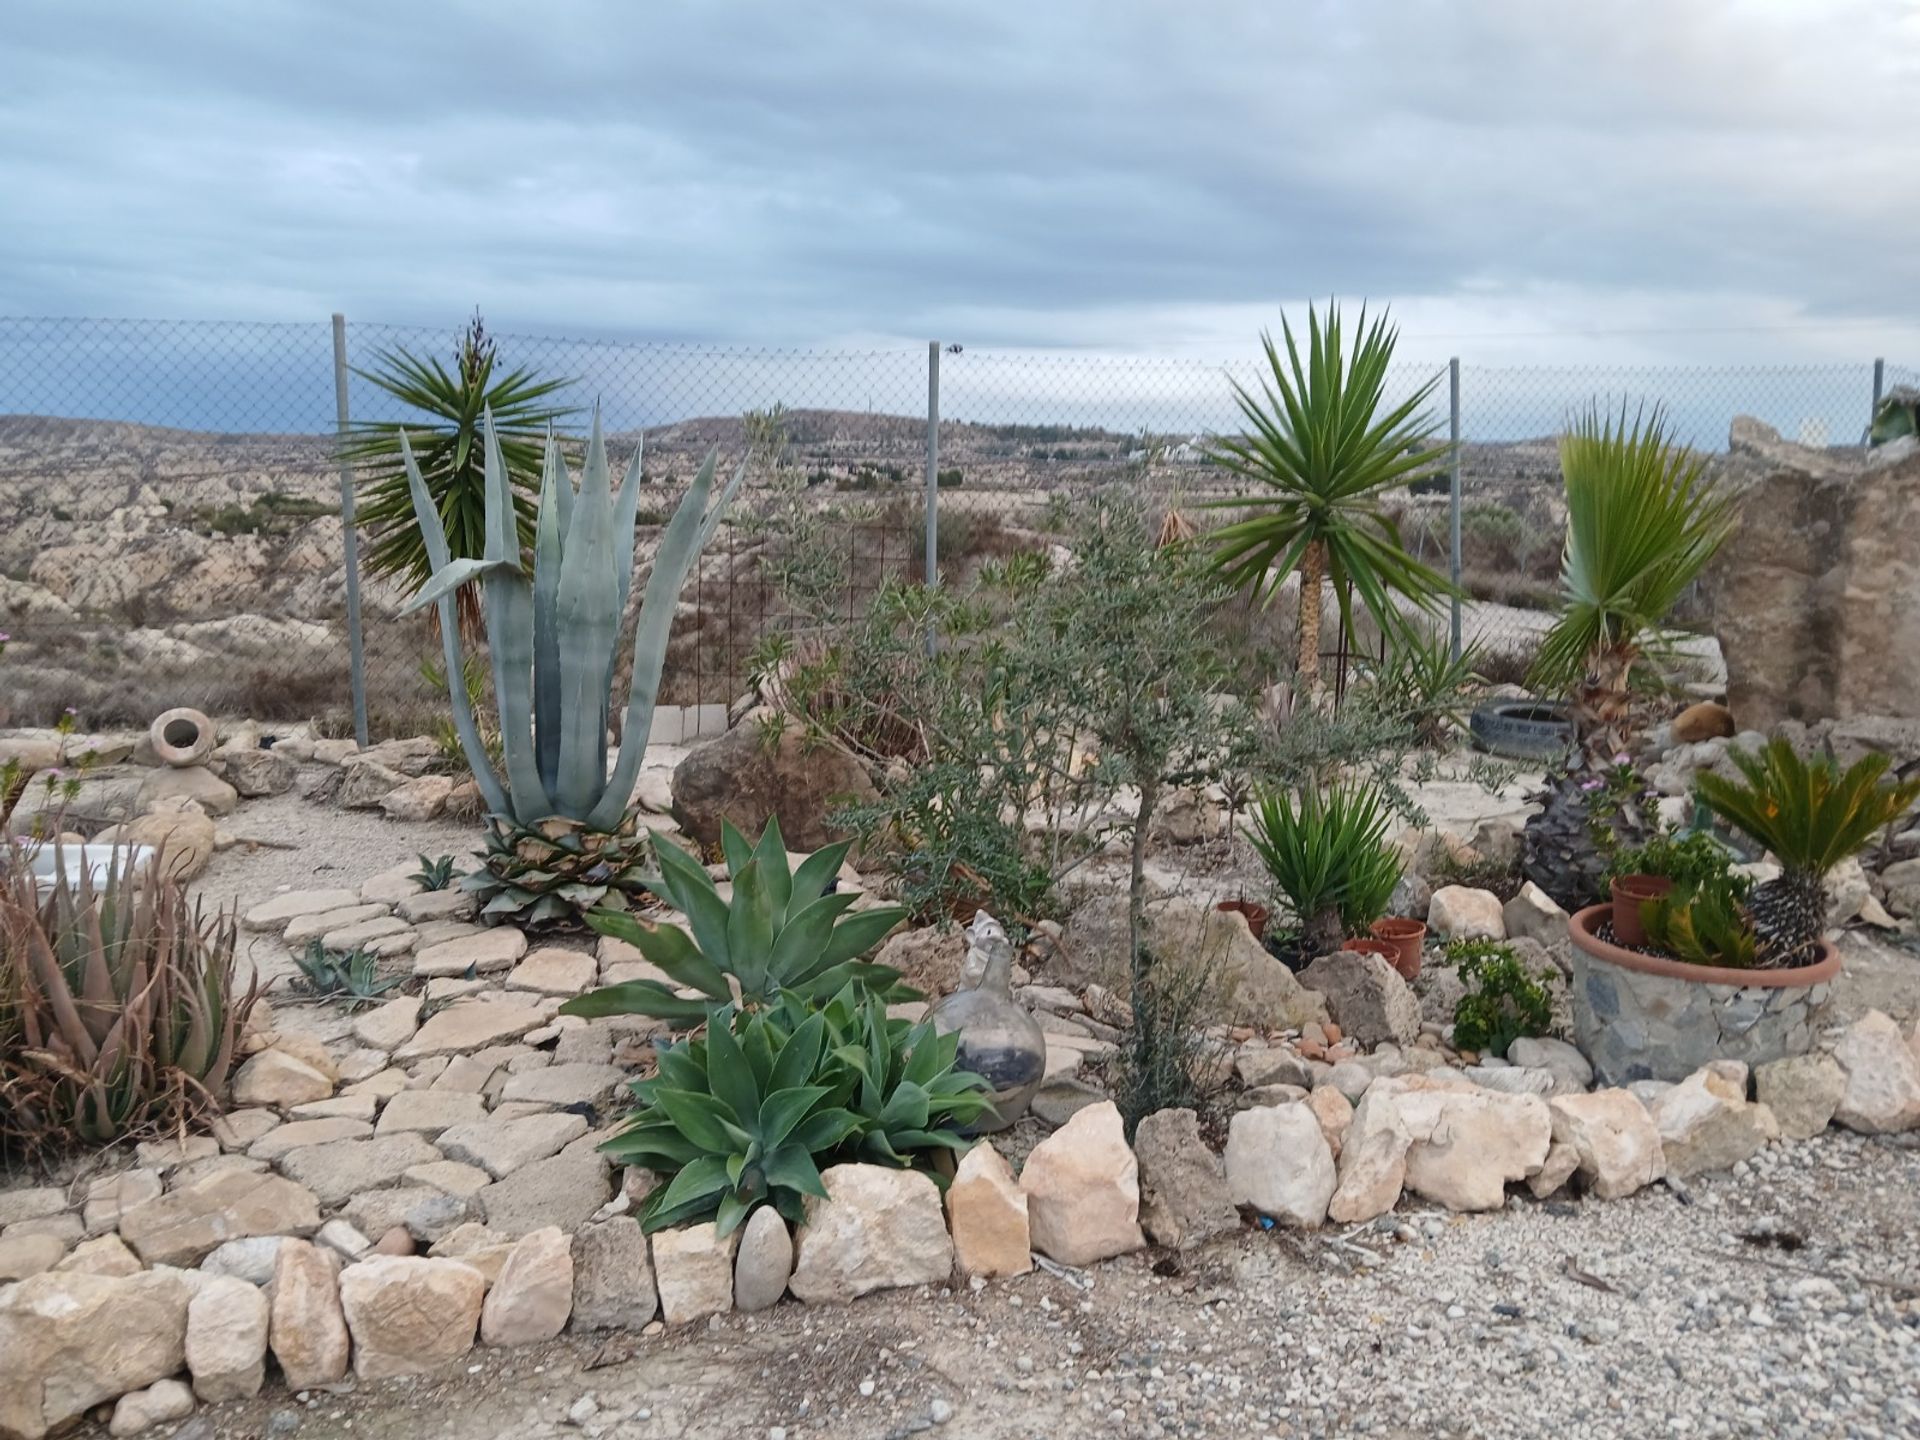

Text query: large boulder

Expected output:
[0,1269,196,1440]
[670,716,878,852]
[1296,950,1419,1048]
[1055,894,1326,1030]
[1368,1073,1552,1212]
[1830,1010,1920,1134]
[1018,1100,1145,1265]
[944,1142,1031,1278]
[1649,1064,1776,1177]
[338,1256,487,1379]
[1547,1090,1664,1198]
[1704,421,1920,726]
[1132,1107,1238,1251]
[1223,1102,1335,1228]
[788,1164,954,1303]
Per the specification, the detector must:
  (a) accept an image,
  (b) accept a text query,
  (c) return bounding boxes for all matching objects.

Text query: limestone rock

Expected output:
[352,994,423,1051]
[269,1240,350,1388]
[1297,950,1419,1048]
[53,1234,142,1278]
[1704,427,1920,727]
[0,1269,195,1440]
[1527,1140,1582,1199]
[570,1217,659,1330]
[1132,1108,1237,1251]
[248,1116,373,1161]
[1754,1052,1846,1140]
[480,1227,573,1346]
[1831,1009,1920,1134]
[0,1232,66,1282]
[107,1377,195,1437]
[230,1048,334,1107]
[497,1062,627,1108]
[114,806,217,880]
[1056,894,1326,1029]
[1385,1074,1551,1211]
[118,1169,319,1267]
[224,747,297,798]
[1501,882,1569,949]
[670,718,879,853]
[1649,1067,1775,1177]
[201,1236,285,1286]
[242,887,360,931]
[873,926,968,998]
[394,994,546,1058]
[476,1147,612,1237]
[789,1164,954,1303]
[136,764,238,817]
[1547,1090,1664,1198]
[503,946,597,996]
[945,1142,1032,1279]
[1505,1035,1593,1094]
[338,759,411,809]
[1019,1101,1144,1265]
[732,1205,795,1312]
[186,1274,269,1402]
[1672,701,1736,743]
[1328,1085,1413,1224]
[1225,1102,1336,1227]
[1306,1084,1354,1160]
[1427,886,1506,942]
[439,1112,591,1179]
[275,1134,443,1208]
[376,1089,489,1138]
[82,1168,163,1234]
[381,774,455,822]
[652,1222,738,1326]
[339,1255,487,1379]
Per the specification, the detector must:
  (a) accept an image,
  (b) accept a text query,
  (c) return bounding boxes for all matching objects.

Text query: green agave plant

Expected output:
[402,408,743,829]
[607,986,991,1235]
[563,817,913,1026]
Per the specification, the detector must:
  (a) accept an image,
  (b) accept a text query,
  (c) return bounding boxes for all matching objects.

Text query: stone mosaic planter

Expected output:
[1566,904,1836,1086]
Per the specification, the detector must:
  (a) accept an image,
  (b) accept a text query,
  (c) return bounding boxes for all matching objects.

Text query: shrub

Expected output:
[0,848,258,1157]
[1109,949,1217,1139]
[1606,827,1750,901]
[565,819,911,1026]
[1640,886,1759,969]
[604,986,990,1234]
[1357,632,1486,748]
[1448,939,1552,1057]
[1247,780,1403,953]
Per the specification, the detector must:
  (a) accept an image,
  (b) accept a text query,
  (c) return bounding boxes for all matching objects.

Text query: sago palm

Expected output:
[1529,404,1737,765]
[341,312,575,631]
[1206,302,1451,692]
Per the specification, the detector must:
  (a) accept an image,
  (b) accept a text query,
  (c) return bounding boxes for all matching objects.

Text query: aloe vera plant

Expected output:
[401,409,744,925]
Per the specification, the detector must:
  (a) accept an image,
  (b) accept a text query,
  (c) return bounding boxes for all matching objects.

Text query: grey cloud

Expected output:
[1,0,1914,359]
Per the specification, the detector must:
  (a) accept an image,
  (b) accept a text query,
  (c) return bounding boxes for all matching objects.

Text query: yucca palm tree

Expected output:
[340,311,575,632]
[1528,404,1738,766]
[1206,302,1451,693]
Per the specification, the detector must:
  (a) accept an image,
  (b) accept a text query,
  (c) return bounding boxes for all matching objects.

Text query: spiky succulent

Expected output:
[1694,740,1920,968]
[465,812,652,929]
[401,408,743,926]
[0,844,258,1154]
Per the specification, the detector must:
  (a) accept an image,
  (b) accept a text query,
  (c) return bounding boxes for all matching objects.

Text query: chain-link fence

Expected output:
[0,315,1897,740]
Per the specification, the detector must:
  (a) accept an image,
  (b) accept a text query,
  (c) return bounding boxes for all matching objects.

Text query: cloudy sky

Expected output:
[5,0,1918,365]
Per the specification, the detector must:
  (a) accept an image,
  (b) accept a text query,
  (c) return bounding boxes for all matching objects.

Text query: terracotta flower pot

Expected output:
[1217,898,1269,941]
[1609,873,1674,947]
[1566,904,1839,1085]
[1369,916,1428,980]
[1341,937,1401,972]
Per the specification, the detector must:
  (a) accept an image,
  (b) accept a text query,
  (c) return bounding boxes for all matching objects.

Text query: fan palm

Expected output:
[1205,302,1451,692]
[1528,404,1737,765]
[340,312,575,631]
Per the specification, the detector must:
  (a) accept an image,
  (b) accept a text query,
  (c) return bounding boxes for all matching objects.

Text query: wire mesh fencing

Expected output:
[0,314,1896,742]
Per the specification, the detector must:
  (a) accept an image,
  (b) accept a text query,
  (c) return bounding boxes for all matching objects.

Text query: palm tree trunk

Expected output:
[1574,640,1635,769]
[1295,538,1327,694]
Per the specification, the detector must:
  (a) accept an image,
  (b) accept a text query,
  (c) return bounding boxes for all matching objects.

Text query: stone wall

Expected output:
[1704,420,1920,728]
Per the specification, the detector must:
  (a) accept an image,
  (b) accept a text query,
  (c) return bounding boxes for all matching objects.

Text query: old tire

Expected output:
[1469,700,1573,762]
[149,707,217,768]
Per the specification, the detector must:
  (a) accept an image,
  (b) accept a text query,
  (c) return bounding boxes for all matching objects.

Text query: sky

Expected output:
[4,0,1919,374]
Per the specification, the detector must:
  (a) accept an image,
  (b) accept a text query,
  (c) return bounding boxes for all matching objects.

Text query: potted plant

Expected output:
[1606,828,1748,947]
[1607,872,1673,947]
[1368,916,1428,978]
[1216,898,1270,940]
[1568,740,1919,1084]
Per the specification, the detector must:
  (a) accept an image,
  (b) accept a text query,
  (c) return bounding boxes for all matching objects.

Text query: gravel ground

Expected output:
[169,1128,1920,1440]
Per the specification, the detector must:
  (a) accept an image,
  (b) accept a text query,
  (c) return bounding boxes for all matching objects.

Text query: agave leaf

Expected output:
[532,431,571,794]
[760,1140,832,1198]
[701,1013,761,1128]
[478,409,552,821]
[559,980,710,1024]
[552,411,622,817]
[398,557,512,617]
[589,450,749,830]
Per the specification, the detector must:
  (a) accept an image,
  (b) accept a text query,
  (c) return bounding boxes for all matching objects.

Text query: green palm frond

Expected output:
[340,317,577,596]
[1205,302,1453,649]
[1694,740,1920,878]
[1529,404,1736,694]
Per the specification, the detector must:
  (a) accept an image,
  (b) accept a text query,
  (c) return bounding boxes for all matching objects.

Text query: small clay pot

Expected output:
[1610,873,1674,948]
[1341,936,1401,967]
[1369,916,1428,980]
[1217,898,1270,941]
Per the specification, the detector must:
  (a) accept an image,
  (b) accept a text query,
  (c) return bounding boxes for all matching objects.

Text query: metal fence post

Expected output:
[1448,356,1463,661]
[1868,357,1886,441]
[925,340,941,592]
[332,313,370,746]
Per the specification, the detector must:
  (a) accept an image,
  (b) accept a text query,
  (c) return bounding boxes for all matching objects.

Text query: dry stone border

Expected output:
[7,855,1920,1437]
